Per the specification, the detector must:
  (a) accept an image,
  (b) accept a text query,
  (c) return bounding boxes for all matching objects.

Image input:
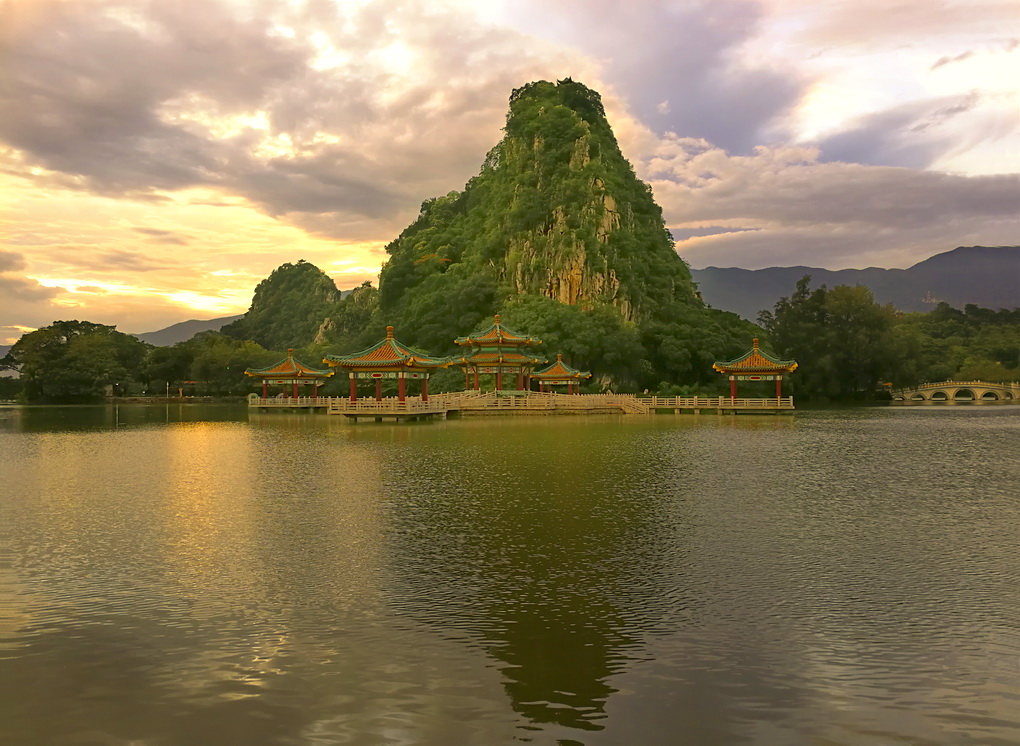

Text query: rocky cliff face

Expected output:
[377,79,699,328]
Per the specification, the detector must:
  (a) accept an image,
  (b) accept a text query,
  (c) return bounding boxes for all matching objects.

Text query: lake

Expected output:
[2,404,1018,745]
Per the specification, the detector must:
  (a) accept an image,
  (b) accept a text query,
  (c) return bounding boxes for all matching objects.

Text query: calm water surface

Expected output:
[2,404,1018,745]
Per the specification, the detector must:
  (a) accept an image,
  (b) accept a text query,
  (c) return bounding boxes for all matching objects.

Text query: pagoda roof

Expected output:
[454,314,541,348]
[245,349,334,379]
[452,350,547,366]
[712,339,798,375]
[533,354,591,381]
[324,326,451,371]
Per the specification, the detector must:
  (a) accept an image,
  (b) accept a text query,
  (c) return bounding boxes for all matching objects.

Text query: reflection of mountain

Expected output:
[380,420,690,733]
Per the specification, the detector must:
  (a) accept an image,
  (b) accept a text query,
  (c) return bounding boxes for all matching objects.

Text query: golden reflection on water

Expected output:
[3,406,1019,745]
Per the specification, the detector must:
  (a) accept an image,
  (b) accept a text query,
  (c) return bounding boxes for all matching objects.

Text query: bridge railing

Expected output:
[249,396,331,407]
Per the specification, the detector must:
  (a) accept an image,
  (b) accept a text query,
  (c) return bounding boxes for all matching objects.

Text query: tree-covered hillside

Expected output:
[358,79,755,388]
[222,260,341,350]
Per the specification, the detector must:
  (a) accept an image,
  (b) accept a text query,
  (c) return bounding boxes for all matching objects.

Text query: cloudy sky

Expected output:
[2,0,1018,341]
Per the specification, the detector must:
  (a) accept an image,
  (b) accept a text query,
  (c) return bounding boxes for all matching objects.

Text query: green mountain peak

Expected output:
[378,78,698,330]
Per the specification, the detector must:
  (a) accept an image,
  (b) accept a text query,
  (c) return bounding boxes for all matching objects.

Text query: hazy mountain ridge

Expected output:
[692,246,1020,320]
[131,315,243,346]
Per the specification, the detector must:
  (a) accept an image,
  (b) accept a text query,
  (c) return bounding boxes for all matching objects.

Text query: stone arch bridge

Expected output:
[893,381,1020,404]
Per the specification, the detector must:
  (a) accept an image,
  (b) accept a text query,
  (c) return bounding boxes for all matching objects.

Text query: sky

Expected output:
[2,0,1018,342]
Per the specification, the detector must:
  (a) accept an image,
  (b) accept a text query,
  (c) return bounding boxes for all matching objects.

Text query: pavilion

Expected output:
[452,314,546,391]
[532,354,591,394]
[323,326,450,402]
[244,349,334,399]
[712,339,798,398]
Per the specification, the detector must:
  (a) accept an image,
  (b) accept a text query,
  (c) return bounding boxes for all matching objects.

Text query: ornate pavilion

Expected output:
[712,339,798,398]
[532,354,591,394]
[244,349,334,399]
[453,315,546,391]
[323,326,450,402]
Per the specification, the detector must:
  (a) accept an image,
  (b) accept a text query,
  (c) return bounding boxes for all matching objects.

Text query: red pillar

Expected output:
[474,368,479,390]
[496,369,503,391]
[516,371,523,390]
[262,381,267,398]
[375,380,382,401]
[293,381,299,399]
[398,375,406,402]
[730,377,737,399]
[312,382,318,399]
[349,374,357,402]
[422,376,429,403]
[776,376,782,398]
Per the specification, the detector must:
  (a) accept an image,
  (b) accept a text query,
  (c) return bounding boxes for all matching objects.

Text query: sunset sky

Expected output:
[2,0,1018,343]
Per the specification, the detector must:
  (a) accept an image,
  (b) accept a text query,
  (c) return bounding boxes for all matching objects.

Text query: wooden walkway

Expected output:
[249,392,794,418]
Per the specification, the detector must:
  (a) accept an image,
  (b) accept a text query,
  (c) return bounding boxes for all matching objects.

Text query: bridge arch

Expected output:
[910,392,927,401]
[953,388,975,401]
[981,391,1000,401]
[930,391,949,401]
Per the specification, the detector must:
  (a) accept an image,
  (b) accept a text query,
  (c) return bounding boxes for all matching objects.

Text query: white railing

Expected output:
[250,396,332,407]
[249,392,795,414]
[327,397,448,414]
[637,396,794,409]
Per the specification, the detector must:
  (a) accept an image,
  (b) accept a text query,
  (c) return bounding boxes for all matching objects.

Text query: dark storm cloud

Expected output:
[501,0,805,153]
[816,95,980,169]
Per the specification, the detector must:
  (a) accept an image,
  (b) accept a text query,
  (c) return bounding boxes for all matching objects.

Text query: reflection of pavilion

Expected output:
[323,326,450,403]
[532,353,591,395]
[244,349,334,399]
[452,315,546,391]
[712,339,797,398]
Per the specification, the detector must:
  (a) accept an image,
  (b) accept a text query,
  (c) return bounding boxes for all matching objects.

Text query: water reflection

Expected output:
[376,418,704,734]
[2,407,1019,745]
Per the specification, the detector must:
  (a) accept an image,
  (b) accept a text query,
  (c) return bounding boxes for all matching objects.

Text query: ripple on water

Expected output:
[2,407,1019,744]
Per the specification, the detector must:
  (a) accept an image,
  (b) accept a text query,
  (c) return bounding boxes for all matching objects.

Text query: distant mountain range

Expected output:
[691,246,1020,320]
[131,314,243,346]
[101,245,1020,347]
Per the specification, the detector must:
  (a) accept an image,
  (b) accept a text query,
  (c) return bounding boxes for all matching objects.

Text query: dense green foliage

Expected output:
[894,303,1020,383]
[222,260,341,350]
[759,277,1020,399]
[1,320,150,402]
[353,79,757,387]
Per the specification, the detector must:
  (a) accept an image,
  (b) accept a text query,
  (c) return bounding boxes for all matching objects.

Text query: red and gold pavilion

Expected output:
[244,349,334,399]
[712,339,798,398]
[323,326,450,402]
[452,314,546,391]
[532,354,591,394]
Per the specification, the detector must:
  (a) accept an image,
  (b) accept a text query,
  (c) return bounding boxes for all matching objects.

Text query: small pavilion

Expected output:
[532,354,591,394]
[453,314,546,391]
[712,339,798,398]
[245,349,334,399]
[323,326,450,402]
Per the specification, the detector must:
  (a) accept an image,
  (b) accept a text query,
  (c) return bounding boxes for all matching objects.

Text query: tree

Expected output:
[1,320,150,402]
[759,278,904,399]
